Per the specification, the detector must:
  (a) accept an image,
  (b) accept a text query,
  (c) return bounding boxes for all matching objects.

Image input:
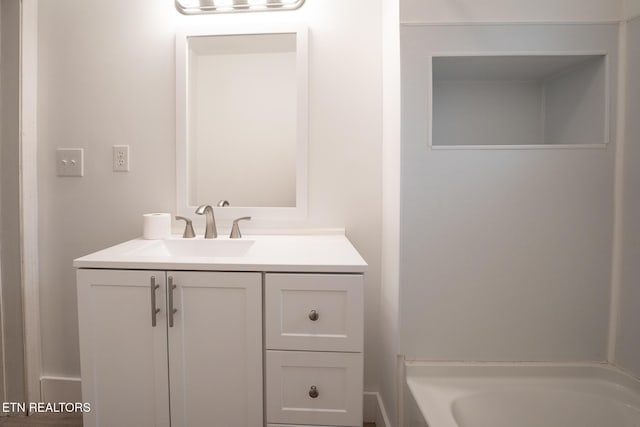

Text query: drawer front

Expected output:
[266,351,363,427]
[265,273,363,352]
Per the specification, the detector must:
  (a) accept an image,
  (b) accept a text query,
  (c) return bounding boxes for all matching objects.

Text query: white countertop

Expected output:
[73,234,367,273]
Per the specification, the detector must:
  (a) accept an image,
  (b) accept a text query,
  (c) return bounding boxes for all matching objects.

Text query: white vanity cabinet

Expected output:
[77,269,263,427]
[75,234,367,427]
[265,273,364,427]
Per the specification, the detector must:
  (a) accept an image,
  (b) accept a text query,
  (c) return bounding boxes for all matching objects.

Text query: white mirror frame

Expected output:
[176,23,308,223]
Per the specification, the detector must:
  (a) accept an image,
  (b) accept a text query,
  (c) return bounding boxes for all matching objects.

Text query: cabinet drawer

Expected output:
[265,274,363,352]
[266,350,363,427]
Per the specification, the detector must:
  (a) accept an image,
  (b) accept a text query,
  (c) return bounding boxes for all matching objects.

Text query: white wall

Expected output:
[433,80,544,146]
[0,0,26,404]
[37,0,382,394]
[380,0,401,423]
[400,23,618,362]
[544,57,606,144]
[401,0,623,23]
[0,1,5,404]
[614,15,640,377]
[626,0,640,19]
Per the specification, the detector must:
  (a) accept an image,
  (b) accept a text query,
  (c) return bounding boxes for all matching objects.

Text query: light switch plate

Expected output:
[56,148,84,177]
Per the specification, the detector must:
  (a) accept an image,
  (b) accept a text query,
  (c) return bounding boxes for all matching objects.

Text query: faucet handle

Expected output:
[229,216,251,239]
[175,216,196,238]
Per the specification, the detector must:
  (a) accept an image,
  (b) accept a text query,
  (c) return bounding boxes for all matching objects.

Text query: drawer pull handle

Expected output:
[308,310,319,321]
[308,385,319,399]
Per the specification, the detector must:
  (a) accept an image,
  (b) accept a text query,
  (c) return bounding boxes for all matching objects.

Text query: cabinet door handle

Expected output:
[168,276,177,328]
[308,309,319,321]
[308,385,319,399]
[150,276,160,327]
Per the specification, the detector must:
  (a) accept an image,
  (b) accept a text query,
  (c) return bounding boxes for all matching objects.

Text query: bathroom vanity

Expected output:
[74,234,366,427]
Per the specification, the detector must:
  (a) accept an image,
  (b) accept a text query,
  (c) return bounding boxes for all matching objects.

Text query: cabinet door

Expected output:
[77,269,170,427]
[167,271,263,427]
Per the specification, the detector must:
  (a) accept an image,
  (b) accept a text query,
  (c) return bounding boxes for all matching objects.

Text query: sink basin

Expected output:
[126,239,255,258]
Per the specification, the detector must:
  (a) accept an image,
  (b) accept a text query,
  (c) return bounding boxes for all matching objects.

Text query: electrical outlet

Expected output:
[56,148,84,177]
[113,145,130,172]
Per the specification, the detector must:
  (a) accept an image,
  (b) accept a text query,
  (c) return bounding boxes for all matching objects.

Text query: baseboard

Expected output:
[40,376,82,403]
[40,379,394,425]
[363,391,392,427]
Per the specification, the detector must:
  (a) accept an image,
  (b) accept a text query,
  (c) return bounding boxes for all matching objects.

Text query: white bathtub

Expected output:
[404,363,640,427]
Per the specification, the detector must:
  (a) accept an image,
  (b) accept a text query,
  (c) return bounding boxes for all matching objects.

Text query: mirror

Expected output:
[176,24,308,221]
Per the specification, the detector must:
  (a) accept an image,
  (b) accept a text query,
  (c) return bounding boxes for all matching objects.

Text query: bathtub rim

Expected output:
[404,361,640,427]
[406,361,640,391]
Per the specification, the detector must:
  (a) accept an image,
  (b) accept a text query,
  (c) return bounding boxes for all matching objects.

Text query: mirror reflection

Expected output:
[187,33,297,207]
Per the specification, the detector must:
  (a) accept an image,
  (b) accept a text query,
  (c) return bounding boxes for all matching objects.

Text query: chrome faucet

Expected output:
[195,204,217,238]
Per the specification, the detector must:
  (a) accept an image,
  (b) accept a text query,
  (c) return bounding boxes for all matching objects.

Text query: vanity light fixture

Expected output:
[175,0,304,14]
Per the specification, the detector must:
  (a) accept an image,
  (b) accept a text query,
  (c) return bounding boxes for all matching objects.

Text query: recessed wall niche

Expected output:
[431,54,607,147]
